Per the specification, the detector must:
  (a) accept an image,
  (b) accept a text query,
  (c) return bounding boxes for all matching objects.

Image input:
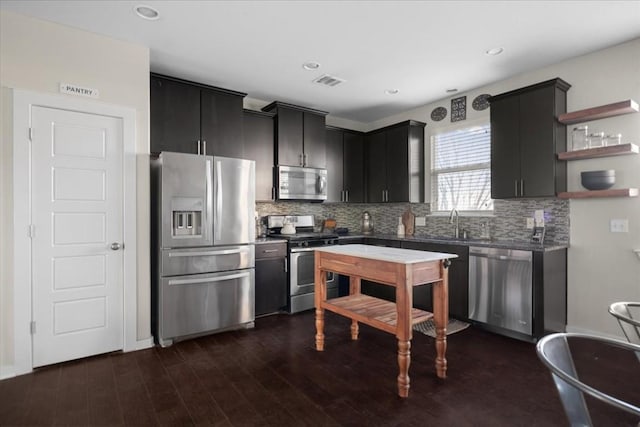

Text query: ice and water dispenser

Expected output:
[171,197,203,238]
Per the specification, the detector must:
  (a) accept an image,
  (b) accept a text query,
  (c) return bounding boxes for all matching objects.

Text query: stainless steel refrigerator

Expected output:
[151,152,255,347]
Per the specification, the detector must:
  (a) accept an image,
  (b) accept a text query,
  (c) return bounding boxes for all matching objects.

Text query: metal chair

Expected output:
[536,333,640,426]
[609,301,640,362]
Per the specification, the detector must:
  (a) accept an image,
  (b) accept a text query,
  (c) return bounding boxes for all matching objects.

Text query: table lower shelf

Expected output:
[321,294,434,335]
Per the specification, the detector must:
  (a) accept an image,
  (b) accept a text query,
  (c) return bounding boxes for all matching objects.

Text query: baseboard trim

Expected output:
[565,325,623,341]
[134,337,154,351]
[1,365,16,381]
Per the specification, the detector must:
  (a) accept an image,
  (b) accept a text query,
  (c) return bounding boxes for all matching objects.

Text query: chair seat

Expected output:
[536,332,640,426]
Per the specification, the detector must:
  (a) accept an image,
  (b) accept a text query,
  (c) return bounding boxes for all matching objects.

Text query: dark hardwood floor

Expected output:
[1,311,638,426]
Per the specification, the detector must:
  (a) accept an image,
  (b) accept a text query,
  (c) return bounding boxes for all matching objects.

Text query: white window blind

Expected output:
[431,124,493,212]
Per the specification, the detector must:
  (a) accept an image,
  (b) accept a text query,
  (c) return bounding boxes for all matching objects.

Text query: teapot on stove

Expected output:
[281,217,296,235]
[361,211,374,235]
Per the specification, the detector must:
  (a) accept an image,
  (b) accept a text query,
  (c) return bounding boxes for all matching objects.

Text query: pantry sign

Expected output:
[59,83,99,98]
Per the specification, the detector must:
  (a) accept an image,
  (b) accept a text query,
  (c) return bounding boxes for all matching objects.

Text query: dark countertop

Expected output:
[337,233,568,252]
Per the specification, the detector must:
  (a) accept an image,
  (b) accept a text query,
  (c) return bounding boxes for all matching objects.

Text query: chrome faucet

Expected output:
[449,209,459,239]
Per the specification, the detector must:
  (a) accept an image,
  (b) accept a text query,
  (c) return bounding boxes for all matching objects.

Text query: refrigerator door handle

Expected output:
[168,249,244,257]
[205,157,213,243]
[215,159,222,241]
[168,271,251,286]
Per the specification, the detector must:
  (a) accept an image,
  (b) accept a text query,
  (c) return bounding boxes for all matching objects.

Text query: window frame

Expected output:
[428,119,493,215]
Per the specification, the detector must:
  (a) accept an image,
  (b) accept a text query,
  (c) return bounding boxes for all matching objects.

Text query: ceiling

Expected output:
[2,1,639,123]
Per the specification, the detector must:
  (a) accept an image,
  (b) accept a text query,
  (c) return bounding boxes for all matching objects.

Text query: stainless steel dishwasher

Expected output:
[468,247,533,336]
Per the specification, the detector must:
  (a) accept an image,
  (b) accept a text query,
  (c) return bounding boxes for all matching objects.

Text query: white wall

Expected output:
[368,38,640,337]
[0,10,151,373]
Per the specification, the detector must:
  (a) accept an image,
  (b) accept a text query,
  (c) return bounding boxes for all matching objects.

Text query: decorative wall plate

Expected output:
[451,96,467,122]
[472,94,491,111]
[430,106,447,121]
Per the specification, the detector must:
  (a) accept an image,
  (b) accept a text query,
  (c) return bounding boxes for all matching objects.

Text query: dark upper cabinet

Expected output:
[150,73,246,157]
[200,89,244,158]
[243,109,275,201]
[365,120,425,203]
[326,127,365,203]
[489,78,570,199]
[366,130,387,203]
[326,128,343,202]
[150,75,200,154]
[262,102,328,168]
[343,131,365,203]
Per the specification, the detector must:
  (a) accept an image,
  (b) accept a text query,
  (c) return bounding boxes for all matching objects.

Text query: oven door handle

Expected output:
[290,247,333,253]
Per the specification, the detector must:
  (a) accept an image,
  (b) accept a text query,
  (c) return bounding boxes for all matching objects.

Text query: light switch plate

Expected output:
[610,219,629,233]
[415,216,426,227]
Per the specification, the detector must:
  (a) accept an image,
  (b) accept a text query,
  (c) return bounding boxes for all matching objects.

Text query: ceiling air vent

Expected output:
[312,74,346,87]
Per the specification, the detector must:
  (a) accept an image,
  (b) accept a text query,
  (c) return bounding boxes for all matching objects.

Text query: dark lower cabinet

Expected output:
[356,239,468,320]
[255,242,287,316]
[243,109,275,201]
[401,241,469,320]
[337,238,365,296]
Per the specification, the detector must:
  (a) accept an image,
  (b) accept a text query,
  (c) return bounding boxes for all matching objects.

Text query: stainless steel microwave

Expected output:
[276,165,327,201]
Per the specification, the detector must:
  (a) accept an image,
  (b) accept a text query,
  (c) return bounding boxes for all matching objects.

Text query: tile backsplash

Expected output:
[256,198,569,244]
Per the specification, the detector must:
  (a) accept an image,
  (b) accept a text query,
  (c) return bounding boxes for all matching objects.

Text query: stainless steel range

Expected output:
[266,215,339,313]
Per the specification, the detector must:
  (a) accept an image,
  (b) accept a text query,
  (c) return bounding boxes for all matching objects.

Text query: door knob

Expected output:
[110,242,123,250]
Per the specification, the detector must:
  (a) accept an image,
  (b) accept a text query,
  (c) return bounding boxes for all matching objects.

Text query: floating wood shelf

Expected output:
[558,188,639,199]
[559,99,639,125]
[558,143,639,160]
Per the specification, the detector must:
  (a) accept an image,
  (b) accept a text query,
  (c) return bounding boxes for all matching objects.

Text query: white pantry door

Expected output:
[31,106,124,367]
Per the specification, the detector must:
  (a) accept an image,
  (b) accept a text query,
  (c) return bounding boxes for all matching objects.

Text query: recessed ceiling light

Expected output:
[485,47,504,56]
[446,88,458,94]
[302,62,321,71]
[134,5,160,20]
[385,89,399,95]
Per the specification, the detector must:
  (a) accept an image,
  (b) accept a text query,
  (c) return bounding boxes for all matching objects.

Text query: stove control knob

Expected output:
[302,241,309,247]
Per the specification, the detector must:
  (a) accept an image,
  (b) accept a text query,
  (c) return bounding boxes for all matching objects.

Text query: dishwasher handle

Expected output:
[469,247,532,262]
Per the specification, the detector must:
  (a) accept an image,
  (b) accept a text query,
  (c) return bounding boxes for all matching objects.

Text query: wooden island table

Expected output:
[314,244,457,398]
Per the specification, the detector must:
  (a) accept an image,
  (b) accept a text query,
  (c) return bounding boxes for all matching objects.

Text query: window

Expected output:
[431,123,493,212]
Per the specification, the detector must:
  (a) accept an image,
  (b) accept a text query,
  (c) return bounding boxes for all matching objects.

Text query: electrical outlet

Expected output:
[610,219,629,233]
[415,216,426,227]
[526,218,535,229]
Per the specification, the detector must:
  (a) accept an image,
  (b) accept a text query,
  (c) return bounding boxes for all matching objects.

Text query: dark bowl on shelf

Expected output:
[581,170,615,190]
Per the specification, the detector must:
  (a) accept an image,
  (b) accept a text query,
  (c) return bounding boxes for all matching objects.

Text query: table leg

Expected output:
[396,266,412,397]
[350,276,360,340]
[433,262,450,378]
[397,339,411,397]
[314,253,326,351]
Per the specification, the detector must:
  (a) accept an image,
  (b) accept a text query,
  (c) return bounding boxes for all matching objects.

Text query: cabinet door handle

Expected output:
[299,153,303,166]
[272,187,276,200]
[202,140,207,156]
[284,258,288,273]
[262,249,278,253]
[303,153,308,166]
[345,190,349,203]
[520,180,524,197]
[514,180,518,197]
[197,140,201,155]
[340,190,344,202]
